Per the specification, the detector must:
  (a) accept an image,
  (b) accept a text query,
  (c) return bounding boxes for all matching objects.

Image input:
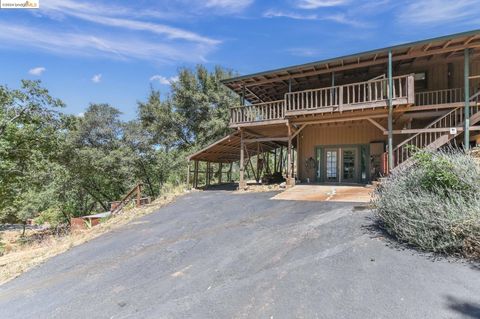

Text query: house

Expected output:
[188,30,480,189]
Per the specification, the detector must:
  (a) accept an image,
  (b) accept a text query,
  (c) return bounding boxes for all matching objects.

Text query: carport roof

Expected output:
[188,130,287,163]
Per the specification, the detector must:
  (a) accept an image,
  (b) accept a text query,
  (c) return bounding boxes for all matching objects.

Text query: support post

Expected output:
[206,162,211,186]
[273,148,277,172]
[241,85,246,106]
[464,48,471,149]
[186,162,190,189]
[256,143,261,183]
[218,163,222,184]
[239,129,246,189]
[195,161,199,188]
[228,162,233,182]
[287,124,294,186]
[296,134,300,182]
[331,71,335,104]
[387,49,394,171]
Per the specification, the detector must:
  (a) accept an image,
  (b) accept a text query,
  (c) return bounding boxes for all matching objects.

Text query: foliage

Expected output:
[35,208,67,229]
[374,148,480,259]
[0,65,236,225]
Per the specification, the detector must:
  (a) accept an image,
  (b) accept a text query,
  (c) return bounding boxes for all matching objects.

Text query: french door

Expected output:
[316,146,360,183]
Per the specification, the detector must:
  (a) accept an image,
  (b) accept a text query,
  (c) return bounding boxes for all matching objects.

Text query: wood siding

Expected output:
[297,121,386,182]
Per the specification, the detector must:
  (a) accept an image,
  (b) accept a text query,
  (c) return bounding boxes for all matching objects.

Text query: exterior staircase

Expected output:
[392,92,480,168]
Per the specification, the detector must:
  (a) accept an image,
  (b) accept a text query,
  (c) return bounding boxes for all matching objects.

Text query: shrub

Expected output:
[373,148,480,259]
[35,208,68,229]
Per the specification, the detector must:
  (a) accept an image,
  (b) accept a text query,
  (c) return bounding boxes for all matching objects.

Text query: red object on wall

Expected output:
[380,152,389,175]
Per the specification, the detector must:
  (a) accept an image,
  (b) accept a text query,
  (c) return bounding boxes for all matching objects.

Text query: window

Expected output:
[414,72,427,90]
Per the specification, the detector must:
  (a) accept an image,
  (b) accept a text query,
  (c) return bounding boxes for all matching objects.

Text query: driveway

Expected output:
[272,184,373,202]
[0,191,478,318]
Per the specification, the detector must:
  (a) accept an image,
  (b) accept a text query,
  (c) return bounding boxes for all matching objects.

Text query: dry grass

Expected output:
[0,186,187,285]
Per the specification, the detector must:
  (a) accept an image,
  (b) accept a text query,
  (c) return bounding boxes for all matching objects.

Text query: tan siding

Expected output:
[297,121,385,181]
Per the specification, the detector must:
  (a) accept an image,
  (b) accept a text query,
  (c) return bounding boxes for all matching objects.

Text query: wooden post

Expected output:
[241,85,246,106]
[228,162,233,182]
[194,161,199,188]
[296,134,300,182]
[387,49,394,171]
[273,148,277,173]
[218,163,223,184]
[287,124,293,185]
[464,48,471,149]
[206,162,211,186]
[239,129,245,189]
[186,162,190,189]
[255,143,260,183]
[279,147,283,173]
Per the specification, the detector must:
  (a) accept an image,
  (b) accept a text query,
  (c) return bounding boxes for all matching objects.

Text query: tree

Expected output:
[139,65,238,150]
[0,65,240,225]
[0,80,65,223]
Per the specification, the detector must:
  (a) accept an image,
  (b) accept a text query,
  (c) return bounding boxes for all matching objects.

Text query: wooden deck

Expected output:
[230,75,417,126]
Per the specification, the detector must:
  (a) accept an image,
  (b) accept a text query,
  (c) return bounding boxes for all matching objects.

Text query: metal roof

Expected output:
[222,29,480,104]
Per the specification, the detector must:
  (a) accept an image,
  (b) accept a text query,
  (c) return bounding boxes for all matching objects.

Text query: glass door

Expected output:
[325,149,339,182]
[342,148,357,183]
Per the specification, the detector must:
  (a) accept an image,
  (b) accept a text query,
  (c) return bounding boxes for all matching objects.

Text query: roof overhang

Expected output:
[223,29,480,104]
[188,130,288,163]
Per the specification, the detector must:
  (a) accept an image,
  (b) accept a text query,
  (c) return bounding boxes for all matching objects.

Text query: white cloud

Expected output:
[91,74,102,83]
[28,66,46,76]
[296,0,348,9]
[204,0,254,12]
[264,10,317,20]
[263,10,367,27]
[150,75,179,85]
[3,0,220,64]
[40,2,219,46]
[0,23,213,63]
[398,0,480,25]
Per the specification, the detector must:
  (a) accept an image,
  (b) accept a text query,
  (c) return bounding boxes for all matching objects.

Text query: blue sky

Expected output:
[0,0,479,119]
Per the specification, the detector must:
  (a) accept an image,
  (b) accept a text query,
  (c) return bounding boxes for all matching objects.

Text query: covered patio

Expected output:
[187,129,293,189]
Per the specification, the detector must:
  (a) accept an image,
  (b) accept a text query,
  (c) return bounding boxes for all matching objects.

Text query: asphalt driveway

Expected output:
[0,190,479,318]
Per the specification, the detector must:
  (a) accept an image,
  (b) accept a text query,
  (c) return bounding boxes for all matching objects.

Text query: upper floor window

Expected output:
[414,72,427,91]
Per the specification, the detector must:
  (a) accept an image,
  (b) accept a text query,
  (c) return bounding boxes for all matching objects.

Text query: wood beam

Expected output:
[244,137,289,143]
[367,118,387,132]
[291,123,307,139]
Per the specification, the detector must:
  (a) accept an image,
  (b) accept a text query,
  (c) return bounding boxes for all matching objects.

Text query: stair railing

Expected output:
[110,182,143,215]
[392,91,480,167]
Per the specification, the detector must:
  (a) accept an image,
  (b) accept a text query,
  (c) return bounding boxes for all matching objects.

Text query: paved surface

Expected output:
[273,184,373,202]
[0,191,479,319]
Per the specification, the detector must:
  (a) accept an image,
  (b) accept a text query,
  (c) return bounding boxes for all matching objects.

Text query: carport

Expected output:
[187,130,291,189]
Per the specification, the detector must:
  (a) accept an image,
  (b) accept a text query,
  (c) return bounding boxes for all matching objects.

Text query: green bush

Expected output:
[373,148,480,259]
[35,208,67,228]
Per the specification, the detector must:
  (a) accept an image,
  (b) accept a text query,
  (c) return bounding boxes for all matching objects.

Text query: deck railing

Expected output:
[415,88,464,106]
[285,74,415,114]
[230,100,284,124]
